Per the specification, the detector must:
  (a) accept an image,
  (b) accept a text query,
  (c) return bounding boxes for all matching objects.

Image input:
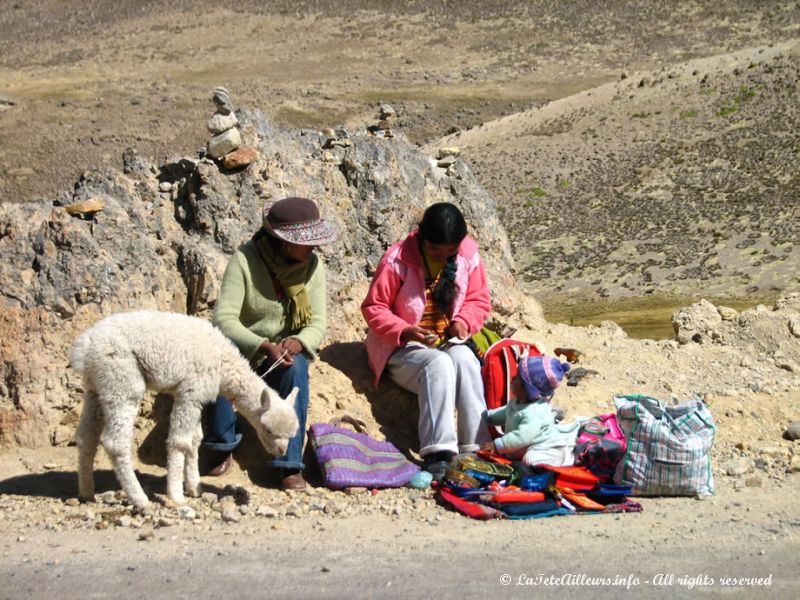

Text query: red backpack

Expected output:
[480,339,542,439]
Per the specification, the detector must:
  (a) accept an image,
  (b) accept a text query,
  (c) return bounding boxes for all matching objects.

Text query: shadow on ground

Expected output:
[319,341,420,457]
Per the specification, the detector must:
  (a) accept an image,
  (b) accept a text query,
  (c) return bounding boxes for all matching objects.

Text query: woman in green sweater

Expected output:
[204,197,336,490]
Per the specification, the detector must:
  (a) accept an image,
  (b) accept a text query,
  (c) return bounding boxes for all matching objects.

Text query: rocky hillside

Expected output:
[434,41,800,303]
[0,101,526,448]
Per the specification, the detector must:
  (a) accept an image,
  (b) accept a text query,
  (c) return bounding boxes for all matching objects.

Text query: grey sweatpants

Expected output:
[387,343,490,457]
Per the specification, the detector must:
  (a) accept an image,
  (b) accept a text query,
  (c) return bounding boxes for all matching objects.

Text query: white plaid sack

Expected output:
[613,394,716,496]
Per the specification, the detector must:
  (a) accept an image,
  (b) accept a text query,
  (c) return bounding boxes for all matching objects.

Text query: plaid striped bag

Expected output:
[309,420,420,489]
[613,394,716,496]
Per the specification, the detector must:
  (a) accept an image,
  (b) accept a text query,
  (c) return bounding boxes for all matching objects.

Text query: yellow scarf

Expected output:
[256,235,313,330]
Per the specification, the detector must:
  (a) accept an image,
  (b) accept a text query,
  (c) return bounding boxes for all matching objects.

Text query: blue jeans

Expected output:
[203,352,310,471]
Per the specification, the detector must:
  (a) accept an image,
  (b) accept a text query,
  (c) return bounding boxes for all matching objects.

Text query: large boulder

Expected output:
[0,108,527,447]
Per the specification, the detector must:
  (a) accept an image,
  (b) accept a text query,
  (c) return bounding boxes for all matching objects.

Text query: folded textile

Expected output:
[494,498,560,516]
[541,465,600,490]
[439,486,505,520]
[492,491,546,504]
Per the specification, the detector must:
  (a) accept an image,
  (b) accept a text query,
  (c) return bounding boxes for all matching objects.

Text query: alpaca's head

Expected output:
[255,386,300,457]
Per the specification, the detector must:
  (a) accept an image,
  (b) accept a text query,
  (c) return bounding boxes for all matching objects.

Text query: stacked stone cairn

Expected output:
[368,103,396,138]
[206,86,259,169]
[319,127,352,163]
[436,146,460,176]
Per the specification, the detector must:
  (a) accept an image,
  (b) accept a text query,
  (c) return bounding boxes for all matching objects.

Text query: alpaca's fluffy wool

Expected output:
[70,310,299,508]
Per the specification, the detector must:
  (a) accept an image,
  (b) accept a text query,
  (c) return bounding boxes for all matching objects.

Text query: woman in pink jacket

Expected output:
[361,202,492,480]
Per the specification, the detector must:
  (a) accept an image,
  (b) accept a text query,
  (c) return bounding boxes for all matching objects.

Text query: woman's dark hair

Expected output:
[418,203,467,316]
[418,202,468,245]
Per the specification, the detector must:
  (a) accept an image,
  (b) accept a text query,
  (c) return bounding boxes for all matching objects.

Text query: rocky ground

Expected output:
[1,1,800,597]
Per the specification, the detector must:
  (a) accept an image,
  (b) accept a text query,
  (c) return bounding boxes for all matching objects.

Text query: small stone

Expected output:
[723,457,752,476]
[64,498,80,507]
[379,103,396,118]
[222,509,241,523]
[157,517,176,527]
[437,147,460,159]
[158,181,173,193]
[65,198,104,215]
[788,316,800,338]
[207,128,241,159]
[222,147,259,169]
[116,515,133,528]
[207,112,238,134]
[322,151,335,163]
[137,530,154,541]
[212,86,234,114]
[783,422,800,441]
[176,506,196,520]
[437,156,457,168]
[256,505,279,518]
[201,492,218,505]
[717,306,738,321]
[98,491,118,505]
[788,456,800,473]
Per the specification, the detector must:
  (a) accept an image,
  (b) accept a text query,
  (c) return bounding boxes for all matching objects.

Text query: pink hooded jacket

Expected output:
[361,230,492,385]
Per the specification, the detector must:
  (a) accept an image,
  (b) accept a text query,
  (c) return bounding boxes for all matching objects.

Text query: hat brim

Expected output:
[263,219,337,246]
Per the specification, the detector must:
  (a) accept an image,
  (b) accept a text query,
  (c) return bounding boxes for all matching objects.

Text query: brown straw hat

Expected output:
[262,197,337,246]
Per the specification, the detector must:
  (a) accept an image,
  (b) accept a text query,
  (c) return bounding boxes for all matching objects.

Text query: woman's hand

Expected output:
[448,321,469,340]
[259,340,294,367]
[480,441,496,453]
[400,325,438,346]
[279,337,304,356]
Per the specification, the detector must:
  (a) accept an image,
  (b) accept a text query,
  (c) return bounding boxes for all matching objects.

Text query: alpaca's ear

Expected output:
[285,387,299,411]
[260,387,273,410]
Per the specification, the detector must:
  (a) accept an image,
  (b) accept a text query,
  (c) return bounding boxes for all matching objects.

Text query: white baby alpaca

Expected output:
[70,311,299,508]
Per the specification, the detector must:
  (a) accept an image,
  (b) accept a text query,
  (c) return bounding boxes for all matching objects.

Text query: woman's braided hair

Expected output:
[418,203,467,316]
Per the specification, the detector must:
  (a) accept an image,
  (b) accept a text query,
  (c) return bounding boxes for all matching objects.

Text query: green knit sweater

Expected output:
[213,238,327,364]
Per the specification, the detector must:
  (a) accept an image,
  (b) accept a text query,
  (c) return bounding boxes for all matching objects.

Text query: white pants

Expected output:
[387,344,490,457]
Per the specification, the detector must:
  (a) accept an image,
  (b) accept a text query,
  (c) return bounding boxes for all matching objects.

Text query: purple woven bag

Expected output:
[309,421,420,489]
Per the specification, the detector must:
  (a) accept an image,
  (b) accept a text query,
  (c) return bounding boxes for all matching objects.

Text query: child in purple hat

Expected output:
[481,355,581,467]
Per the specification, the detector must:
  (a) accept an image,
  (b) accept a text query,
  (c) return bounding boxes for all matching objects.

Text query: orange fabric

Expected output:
[476,450,513,465]
[559,490,606,511]
[493,491,546,504]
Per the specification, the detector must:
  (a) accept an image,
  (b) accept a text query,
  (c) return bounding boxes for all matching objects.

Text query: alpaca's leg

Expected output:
[76,389,102,501]
[183,421,203,498]
[101,398,148,508]
[166,399,202,504]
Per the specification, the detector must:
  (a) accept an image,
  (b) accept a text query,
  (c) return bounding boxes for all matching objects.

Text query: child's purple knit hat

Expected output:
[519,355,571,401]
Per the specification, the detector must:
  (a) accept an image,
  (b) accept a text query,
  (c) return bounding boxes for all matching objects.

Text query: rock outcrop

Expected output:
[0,106,526,447]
